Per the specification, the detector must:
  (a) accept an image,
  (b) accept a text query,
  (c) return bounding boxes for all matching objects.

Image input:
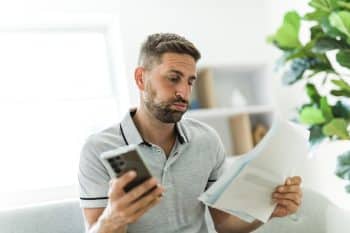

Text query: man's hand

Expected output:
[271,176,302,218]
[102,171,164,232]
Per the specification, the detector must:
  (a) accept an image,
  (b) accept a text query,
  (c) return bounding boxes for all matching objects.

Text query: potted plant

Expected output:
[268,0,350,192]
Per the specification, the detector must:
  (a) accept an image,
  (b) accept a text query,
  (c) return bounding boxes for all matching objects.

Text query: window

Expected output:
[0,15,128,208]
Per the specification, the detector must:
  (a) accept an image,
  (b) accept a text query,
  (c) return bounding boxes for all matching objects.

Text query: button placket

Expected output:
[167,149,181,167]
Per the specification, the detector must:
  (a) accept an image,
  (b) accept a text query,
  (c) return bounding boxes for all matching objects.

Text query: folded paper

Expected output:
[199,115,310,223]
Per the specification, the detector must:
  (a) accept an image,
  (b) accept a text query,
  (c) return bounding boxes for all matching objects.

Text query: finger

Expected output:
[275,184,302,194]
[121,177,160,204]
[109,171,137,199]
[287,176,302,186]
[125,196,162,224]
[271,205,289,218]
[273,199,299,214]
[272,192,302,206]
[122,186,164,216]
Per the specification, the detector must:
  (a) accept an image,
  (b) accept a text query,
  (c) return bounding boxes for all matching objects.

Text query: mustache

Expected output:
[171,96,188,105]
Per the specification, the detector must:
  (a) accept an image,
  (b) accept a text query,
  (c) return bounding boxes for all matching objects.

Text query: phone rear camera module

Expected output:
[110,161,119,168]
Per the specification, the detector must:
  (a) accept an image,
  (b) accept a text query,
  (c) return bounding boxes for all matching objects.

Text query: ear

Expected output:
[134,67,146,91]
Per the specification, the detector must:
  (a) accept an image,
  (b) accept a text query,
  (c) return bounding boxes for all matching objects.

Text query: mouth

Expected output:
[172,103,188,111]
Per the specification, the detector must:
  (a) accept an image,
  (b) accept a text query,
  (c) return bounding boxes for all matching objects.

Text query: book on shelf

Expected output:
[195,67,216,108]
[229,114,269,155]
[229,113,254,155]
[252,123,268,145]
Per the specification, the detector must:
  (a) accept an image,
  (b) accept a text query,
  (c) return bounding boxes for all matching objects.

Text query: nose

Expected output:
[175,83,191,102]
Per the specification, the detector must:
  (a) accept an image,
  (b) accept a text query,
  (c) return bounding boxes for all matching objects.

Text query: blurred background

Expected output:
[0,0,349,213]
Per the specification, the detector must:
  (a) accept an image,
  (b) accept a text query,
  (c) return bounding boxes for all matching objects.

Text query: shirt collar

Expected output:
[120,108,189,146]
[175,120,189,144]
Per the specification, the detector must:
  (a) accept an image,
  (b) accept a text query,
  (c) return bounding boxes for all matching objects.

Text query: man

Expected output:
[78,33,302,233]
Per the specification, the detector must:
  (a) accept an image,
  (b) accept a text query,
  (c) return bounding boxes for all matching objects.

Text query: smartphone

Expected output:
[101,144,155,193]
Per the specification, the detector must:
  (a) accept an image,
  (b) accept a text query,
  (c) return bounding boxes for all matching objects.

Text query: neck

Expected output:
[133,105,176,147]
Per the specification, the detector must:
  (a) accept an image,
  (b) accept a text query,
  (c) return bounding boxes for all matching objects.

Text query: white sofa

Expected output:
[0,188,349,233]
[0,199,85,233]
[254,188,350,233]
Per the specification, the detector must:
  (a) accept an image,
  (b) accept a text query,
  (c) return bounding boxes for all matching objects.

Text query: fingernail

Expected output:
[129,171,136,177]
[151,178,158,185]
[287,179,291,185]
[279,187,284,192]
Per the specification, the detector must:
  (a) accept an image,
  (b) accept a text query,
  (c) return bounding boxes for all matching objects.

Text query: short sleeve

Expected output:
[78,136,110,208]
[205,130,227,190]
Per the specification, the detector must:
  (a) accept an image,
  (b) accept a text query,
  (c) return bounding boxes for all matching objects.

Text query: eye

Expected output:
[188,78,196,86]
[168,75,180,83]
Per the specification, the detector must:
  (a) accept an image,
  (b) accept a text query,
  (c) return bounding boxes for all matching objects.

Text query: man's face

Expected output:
[142,53,197,123]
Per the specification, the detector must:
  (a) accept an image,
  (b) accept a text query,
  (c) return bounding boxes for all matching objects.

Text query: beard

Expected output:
[144,84,188,123]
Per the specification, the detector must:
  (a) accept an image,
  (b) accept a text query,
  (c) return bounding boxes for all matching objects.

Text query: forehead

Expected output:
[157,53,196,74]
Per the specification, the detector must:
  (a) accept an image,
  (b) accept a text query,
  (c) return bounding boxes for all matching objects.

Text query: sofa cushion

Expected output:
[0,199,84,233]
[254,188,339,233]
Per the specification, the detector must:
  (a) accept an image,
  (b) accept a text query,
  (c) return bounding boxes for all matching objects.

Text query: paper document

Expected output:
[199,115,310,223]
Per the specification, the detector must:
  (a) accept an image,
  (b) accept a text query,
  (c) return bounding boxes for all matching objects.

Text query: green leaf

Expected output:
[335,150,350,180]
[304,10,329,22]
[331,78,350,97]
[271,11,302,50]
[338,1,350,11]
[282,58,310,85]
[321,16,346,39]
[320,96,334,121]
[332,78,350,92]
[311,25,325,40]
[336,50,350,69]
[331,89,350,97]
[306,83,321,104]
[312,37,350,53]
[329,11,350,38]
[309,55,335,73]
[332,100,350,119]
[309,125,327,146]
[327,0,339,9]
[284,49,309,61]
[299,107,327,124]
[309,0,332,12]
[322,118,350,139]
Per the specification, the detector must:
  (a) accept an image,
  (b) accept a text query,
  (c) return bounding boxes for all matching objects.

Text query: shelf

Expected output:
[186,64,274,156]
[184,106,274,156]
[185,105,274,118]
[190,64,272,109]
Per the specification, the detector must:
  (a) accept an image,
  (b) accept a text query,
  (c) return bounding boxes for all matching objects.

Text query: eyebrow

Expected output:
[168,69,197,80]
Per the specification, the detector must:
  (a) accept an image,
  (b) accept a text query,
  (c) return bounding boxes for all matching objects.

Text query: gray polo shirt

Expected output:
[78,109,226,233]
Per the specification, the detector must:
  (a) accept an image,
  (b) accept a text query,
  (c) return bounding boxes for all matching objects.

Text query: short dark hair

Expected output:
[138,33,201,69]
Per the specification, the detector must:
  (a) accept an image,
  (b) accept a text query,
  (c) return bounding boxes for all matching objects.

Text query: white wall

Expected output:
[0,0,309,113]
[0,0,120,13]
[0,0,310,114]
[119,0,270,106]
[118,0,315,116]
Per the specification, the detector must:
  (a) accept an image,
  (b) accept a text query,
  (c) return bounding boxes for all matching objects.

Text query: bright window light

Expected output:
[0,31,121,194]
